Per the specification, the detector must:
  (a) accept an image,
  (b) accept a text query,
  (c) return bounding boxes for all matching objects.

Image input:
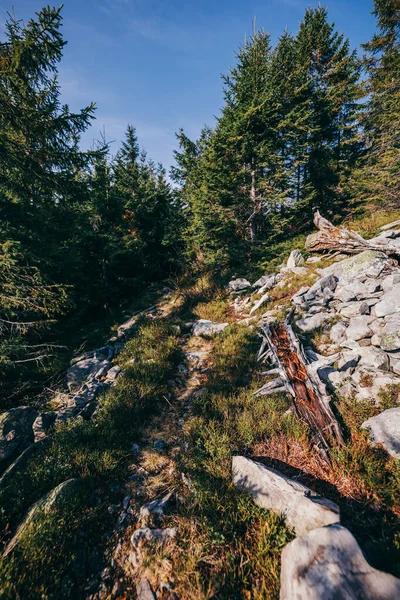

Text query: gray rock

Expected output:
[153,439,166,452]
[4,479,80,556]
[139,492,172,524]
[296,312,331,333]
[345,316,374,341]
[228,278,251,292]
[131,443,141,455]
[67,357,110,393]
[337,352,360,372]
[304,275,338,305]
[287,249,304,268]
[375,284,400,318]
[362,408,400,459]
[0,407,38,463]
[389,355,400,375]
[358,346,390,371]
[319,250,389,286]
[252,273,277,290]
[73,381,106,407]
[105,365,121,381]
[285,266,308,276]
[232,456,340,536]
[131,527,177,549]
[380,321,400,351]
[117,315,138,339]
[250,291,271,315]
[381,272,400,292]
[338,302,370,318]
[335,286,357,303]
[280,524,400,600]
[32,412,56,443]
[330,322,347,344]
[136,580,156,600]
[192,320,228,336]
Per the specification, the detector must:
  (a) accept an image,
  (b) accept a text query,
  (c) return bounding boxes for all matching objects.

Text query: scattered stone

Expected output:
[0,407,38,464]
[252,273,276,289]
[139,492,172,524]
[117,315,138,339]
[73,381,106,407]
[105,365,121,381]
[362,408,400,459]
[381,273,400,292]
[345,316,374,341]
[337,352,360,372]
[358,346,390,371]
[136,579,156,600]
[296,312,331,333]
[375,284,400,318]
[250,291,271,315]
[380,322,400,351]
[287,249,304,268]
[232,456,340,536]
[192,320,228,337]
[338,302,370,318]
[4,479,80,556]
[153,439,166,452]
[330,322,347,344]
[67,357,110,393]
[32,412,56,443]
[280,524,400,600]
[131,527,177,549]
[131,443,141,455]
[228,278,251,292]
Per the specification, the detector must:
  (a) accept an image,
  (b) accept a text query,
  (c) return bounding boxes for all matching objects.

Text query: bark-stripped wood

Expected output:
[306,211,400,257]
[256,321,344,456]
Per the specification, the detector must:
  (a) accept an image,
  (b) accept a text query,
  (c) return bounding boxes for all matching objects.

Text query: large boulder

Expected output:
[362,408,400,459]
[67,356,110,393]
[4,479,80,556]
[280,524,400,600]
[0,407,38,464]
[192,320,228,337]
[375,284,400,318]
[319,250,389,287]
[232,456,340,536]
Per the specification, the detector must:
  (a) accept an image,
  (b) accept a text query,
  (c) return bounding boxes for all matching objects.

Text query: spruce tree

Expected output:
[359,0,400,206]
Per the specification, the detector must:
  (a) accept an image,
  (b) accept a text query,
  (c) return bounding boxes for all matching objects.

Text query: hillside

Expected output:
[1,210,400,599]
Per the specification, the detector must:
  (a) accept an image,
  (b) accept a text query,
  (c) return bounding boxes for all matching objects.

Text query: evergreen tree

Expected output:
[295,7,362,216]
[358,0,400,206]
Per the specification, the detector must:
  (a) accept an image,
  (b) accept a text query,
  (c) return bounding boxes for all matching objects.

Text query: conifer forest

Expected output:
[0,2,400,599]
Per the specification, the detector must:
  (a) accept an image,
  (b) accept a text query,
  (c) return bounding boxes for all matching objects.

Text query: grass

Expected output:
[0,320,182,599]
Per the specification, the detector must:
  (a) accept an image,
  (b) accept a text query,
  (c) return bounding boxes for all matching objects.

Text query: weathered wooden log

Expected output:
[256,321,343,456]
[306,211,400,257]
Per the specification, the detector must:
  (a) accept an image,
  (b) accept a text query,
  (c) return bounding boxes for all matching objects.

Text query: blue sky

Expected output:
[0,0,376,170]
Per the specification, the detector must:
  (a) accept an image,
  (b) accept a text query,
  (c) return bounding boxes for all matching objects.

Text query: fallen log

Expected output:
[306,211,400,257]
[256,321,343,457]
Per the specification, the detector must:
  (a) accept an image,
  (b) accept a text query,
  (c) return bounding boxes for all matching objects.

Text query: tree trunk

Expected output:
[249,167,257,243]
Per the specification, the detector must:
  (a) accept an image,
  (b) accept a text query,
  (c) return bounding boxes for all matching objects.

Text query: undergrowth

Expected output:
[0,321,181,599]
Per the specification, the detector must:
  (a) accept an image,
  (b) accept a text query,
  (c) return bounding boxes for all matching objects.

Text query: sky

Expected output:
[0,0,376,171]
